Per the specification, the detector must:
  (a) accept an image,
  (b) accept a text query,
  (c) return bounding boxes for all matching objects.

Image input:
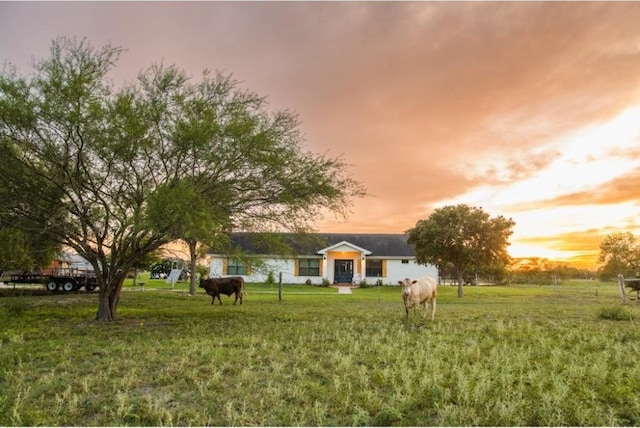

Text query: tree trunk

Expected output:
[96,278,124,321]
[188,239,198,296]
[617,274,627,304]
[456,269,464,298]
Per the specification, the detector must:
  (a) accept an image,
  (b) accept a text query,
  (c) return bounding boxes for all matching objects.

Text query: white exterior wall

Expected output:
[377,259,438,285]
[209,257,224,277]
[209,257,320,284]
[250,259,299,283]
[209,255,438,285]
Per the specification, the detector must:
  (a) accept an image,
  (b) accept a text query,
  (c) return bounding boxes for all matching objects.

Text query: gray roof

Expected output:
[217,233,416,257]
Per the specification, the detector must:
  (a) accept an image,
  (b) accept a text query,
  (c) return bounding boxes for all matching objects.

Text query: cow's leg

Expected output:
[216,294,223,305]
[233,292,238,305]
[210,296,215,305]
[431,298,436,321]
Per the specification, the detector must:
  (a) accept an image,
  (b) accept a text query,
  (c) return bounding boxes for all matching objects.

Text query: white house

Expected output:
[207,233,438,285]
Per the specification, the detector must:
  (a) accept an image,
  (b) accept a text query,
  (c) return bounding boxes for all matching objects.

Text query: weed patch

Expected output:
[598,305,633,321]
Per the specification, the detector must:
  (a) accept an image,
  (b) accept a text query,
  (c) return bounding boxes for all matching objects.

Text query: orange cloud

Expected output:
[512,168,640,211]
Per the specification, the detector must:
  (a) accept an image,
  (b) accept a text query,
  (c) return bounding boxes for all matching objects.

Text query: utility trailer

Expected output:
[5,268,98,292]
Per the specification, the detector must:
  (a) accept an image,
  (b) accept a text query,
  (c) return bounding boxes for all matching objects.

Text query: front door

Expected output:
[334,259,353,284]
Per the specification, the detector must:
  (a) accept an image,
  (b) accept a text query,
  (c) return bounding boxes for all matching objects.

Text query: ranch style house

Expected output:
[206,233,438,285]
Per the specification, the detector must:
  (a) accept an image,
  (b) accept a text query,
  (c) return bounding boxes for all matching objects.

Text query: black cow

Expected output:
[199,276,244,305]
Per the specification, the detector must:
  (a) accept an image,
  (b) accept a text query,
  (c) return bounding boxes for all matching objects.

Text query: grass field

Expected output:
[1,280,640,426]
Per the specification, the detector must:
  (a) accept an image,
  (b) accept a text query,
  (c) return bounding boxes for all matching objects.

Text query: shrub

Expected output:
[374,406,404,425]
[195,265,209,279]
[598,306,632,321]
[265,271,275,285]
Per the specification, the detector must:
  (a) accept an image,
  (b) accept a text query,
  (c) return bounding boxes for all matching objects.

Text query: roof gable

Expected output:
[317,240,372,255]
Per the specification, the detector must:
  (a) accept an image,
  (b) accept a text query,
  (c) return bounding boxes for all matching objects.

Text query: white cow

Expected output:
[398,277,437,320]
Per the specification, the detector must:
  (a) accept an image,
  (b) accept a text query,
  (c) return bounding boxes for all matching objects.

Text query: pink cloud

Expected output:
[3,2,640,264]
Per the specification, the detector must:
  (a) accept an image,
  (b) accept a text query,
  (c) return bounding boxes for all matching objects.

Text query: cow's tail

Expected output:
[240,277,247,297]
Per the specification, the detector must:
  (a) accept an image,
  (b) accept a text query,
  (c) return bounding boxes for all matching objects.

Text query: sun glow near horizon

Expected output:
[507,243,581,263]
[432,106,640,270]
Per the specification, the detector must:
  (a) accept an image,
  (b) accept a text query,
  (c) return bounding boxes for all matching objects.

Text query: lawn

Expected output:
[1,280,640,426]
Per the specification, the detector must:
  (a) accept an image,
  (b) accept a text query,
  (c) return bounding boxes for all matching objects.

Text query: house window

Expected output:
[402,260,409,264]
[227,258,248,275]
[366,259,383,277]
[299,259,320,277]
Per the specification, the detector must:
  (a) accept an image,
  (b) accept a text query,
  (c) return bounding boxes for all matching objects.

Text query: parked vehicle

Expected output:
[149,260,172,280]
[149,271,167,279]
[4,268,98,292]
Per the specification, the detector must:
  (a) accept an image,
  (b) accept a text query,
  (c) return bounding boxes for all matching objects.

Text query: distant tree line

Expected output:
[436,257,595,286]
[508,258,595,285]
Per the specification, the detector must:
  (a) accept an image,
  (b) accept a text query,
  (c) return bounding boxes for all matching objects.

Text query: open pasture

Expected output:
[1,281,640,426]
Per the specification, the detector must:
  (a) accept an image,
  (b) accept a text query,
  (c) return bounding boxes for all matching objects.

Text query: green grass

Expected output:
[2,281,640,426]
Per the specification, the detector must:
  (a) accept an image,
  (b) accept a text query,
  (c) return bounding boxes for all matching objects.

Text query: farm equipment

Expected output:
[4,268,99,292]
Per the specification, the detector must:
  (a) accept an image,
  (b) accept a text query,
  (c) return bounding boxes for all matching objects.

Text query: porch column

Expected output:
[321,256,328,283]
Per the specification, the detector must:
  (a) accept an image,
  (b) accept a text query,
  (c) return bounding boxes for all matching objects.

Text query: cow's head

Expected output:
[398,278,413,297]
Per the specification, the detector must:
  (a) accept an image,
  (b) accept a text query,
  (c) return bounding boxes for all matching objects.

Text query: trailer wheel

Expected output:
[62,281,76,292]
[46,281,59,292]
[85,284,97,292]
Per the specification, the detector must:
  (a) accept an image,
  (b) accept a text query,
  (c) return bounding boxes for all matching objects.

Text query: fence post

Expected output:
[475,273,479,299]
[278,272,283,302]
[617,274,627,304]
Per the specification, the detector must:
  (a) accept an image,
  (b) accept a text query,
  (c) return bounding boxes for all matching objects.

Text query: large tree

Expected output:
[0,37,364,320]
[598,231,640,280]
[146,176,232,295]
[406,204,515,297]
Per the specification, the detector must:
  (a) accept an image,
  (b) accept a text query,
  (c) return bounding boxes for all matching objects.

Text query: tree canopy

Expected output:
[406,204,515,297]
[0,37,364,320]
[599,231,640,280]
[0,227,60,274]
[0,135,62,273]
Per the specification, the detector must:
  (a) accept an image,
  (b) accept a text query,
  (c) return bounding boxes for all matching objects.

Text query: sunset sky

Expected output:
[2,2,640,269]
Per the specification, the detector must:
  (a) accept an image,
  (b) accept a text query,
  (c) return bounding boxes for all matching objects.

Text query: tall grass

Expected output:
[1,282,640,425]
